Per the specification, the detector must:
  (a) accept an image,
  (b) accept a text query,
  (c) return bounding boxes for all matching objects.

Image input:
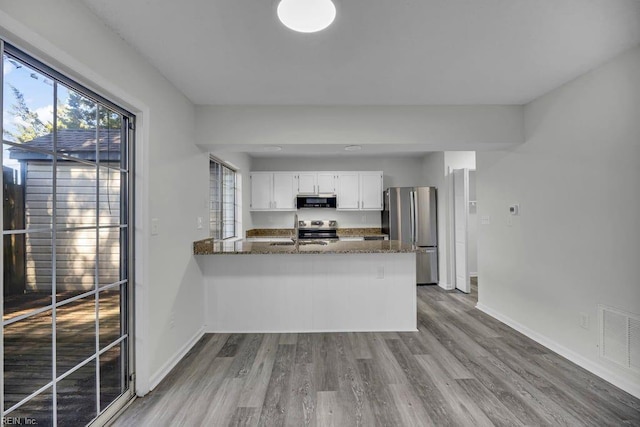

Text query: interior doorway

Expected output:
[452,167,478,295]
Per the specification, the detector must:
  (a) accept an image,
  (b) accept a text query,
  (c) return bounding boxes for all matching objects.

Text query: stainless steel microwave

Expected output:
[296,195,337,208]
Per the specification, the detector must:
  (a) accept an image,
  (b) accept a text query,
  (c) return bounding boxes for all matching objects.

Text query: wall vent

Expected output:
[599,305,640,373]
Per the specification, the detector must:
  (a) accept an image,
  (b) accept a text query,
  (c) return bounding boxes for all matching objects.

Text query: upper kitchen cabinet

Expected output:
[336,172,360,210]
[250,172,272,210]
[296,172,317,195]
[336,171,383,211]
[250,172,297,211]
[296,172,336,195]
[360,171,384,210]
[317,172,336,194]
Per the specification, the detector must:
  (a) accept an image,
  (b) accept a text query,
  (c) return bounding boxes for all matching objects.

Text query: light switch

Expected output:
[151,218,160,236]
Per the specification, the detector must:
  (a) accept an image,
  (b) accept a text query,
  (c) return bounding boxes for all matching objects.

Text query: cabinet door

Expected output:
[360,172,383,210]
[336,172,359,210]
[317,172,336,194]
[250,172,272,210]
[272,172,297,210]
[297,172,317,195]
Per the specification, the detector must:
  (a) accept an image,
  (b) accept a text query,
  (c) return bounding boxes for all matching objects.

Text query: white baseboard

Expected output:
[438,281,454,290]
[148,327,205,391]
[476,303,640,399]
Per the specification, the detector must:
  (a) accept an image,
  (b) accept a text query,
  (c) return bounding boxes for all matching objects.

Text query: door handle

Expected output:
[409,191,416,244]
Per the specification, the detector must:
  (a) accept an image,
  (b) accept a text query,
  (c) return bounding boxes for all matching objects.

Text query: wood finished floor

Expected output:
[113,281,640,426]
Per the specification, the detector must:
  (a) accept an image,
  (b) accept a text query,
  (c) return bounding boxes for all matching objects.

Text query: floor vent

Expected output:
[599,305,640,373]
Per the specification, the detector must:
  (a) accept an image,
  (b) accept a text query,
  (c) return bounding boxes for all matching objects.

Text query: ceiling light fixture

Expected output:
[344,145,362,151]
[277,0,336,33]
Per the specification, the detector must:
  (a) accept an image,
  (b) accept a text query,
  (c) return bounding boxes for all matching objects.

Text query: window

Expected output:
[210,158,237,239]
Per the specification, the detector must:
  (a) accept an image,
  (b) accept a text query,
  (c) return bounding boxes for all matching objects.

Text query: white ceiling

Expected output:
[82,0,640,106]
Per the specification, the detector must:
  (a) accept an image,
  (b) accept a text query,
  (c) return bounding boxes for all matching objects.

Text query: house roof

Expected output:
[7,129,122,162]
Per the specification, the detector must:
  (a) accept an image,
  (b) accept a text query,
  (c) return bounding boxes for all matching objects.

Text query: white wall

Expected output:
[0,1,207,395]
[196,105,524,150]
[477,46,640,396]
[250,155,426,229]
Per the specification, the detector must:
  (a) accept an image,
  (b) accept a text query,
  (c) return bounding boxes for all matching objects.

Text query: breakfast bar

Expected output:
[194,239,417,333]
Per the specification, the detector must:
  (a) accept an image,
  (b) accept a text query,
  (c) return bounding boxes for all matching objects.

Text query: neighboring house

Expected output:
[8,129,122,294]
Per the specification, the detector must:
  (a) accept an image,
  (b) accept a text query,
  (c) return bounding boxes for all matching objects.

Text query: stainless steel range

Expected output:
[297,220,338,241]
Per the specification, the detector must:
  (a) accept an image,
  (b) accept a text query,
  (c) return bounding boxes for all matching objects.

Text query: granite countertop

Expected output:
[194,238,415,255]
[246,228,388,238]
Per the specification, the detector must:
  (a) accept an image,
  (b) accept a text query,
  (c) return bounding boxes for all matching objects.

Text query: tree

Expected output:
[3,86,122,144]
[3,84,53,143]
[59,91,122,130]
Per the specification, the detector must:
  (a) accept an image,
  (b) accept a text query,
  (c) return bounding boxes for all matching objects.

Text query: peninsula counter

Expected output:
[194,239,417,333]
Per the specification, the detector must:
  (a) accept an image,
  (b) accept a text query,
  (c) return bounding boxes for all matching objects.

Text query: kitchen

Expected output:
[195,158,444,333]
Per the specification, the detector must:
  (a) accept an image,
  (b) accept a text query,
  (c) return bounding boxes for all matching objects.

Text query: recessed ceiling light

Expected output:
[277,0,336,33]
[262,145,282,152]
[344,145,362,151]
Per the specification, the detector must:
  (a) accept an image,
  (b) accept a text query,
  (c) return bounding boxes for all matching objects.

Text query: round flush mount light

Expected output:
[344,145,362,151]
[277,0,337,33]
[262,145,282,152]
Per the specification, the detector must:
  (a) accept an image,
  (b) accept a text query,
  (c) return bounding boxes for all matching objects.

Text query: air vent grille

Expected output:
[599,305,640,373]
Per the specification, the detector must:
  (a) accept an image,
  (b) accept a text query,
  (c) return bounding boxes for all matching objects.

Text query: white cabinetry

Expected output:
[336,172,360,210]
[249,172,272,210]
[336,171,383,211]
[296,172,336,195]
[251,170,382,211]
[296,172,317,195]
[317,172,336,194]
[250,172,297,211]
[359,171,384,210]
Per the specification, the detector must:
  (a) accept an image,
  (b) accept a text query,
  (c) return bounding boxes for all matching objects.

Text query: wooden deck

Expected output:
[114,281,640,426]
[3,290,126,426]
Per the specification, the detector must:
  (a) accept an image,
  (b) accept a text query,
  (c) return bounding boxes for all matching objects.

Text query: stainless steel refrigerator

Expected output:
[382,187,438,284]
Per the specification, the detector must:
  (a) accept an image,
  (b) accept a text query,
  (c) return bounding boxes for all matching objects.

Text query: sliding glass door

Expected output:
[1,41,134,426]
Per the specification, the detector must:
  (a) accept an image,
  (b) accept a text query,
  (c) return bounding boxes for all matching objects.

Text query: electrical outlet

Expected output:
[169,311,175,329]
[151,218,160,236]
[197,216,203,229]
[376,266,384,279]
[580,312,589,329]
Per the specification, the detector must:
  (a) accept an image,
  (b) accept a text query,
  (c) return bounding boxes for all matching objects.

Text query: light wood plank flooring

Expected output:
[113,283,640,426]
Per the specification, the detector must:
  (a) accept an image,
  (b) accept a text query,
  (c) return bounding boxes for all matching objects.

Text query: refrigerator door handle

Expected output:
[413,190,420,244]
[409,190,416,244]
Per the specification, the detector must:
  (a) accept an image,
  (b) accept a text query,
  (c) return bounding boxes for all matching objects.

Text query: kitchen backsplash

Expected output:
[251,210,381,229]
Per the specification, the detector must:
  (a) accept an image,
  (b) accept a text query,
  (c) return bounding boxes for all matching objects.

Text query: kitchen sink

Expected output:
[268,240,332,246]
[269,241,295,246]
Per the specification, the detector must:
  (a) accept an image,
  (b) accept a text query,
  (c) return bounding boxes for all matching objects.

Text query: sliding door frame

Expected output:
[0,39,136,426]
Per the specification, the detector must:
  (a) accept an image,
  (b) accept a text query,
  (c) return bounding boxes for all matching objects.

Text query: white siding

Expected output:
[25,162,122,292]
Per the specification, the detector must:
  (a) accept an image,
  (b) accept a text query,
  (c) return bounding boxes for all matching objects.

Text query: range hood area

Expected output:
[296,195,337,208]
